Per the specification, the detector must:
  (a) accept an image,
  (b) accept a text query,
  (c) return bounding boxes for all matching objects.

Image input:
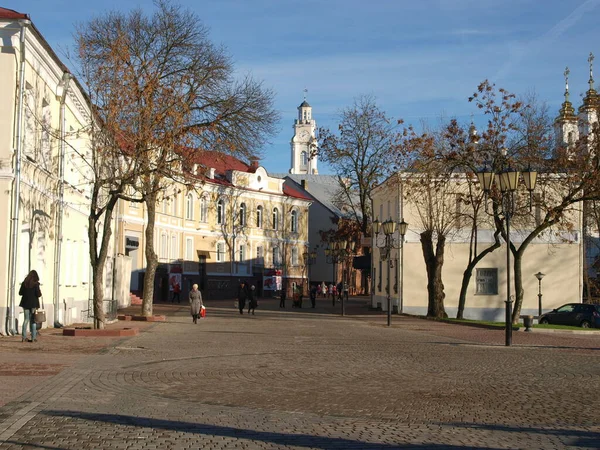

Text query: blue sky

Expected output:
[9,0,600,174]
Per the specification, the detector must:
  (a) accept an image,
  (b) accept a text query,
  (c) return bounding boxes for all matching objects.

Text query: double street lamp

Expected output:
[373,218,408,327]
[325,239,356,316]
[476,166,537,346]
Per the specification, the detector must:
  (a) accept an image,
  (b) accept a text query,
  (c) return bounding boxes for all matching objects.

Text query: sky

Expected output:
[9,0,600,175]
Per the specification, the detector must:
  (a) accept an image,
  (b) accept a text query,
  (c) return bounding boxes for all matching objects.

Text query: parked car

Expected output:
[538,303,600,328]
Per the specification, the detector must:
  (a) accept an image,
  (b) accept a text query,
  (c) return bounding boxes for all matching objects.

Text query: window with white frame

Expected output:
[273,246,280,266]
[290,210,298,232]
[186,193,194,220]
[291,247,298,266]
[161,198,168,214]
[256,205,263,228]
[200,196,208,223]
[476,268,498,295]
[216,242,225,262]
[301,151,308,167]
[160,233,168,260]
[171,235,177,260]
[257,246,264,266]
[239,244,245,262]
[239,203,246,227]
[272,207,279,230]
[172,194,178,216]
[217,199,224,224]
[185,237,194,261]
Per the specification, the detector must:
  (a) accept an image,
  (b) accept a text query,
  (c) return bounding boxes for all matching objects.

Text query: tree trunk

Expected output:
[420,230,447,318]
[92,264,106,329]
[511,251,525,324]
[142,192,158,316]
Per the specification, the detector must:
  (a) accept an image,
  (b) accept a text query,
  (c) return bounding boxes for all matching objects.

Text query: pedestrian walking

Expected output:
[321,281,327,298]
[332,284,338,304]
[337,282,343,302]
[316,284,322,298]
[19,270,42,343]
[238,281,248,314]
[279,289,286,308]
[172,282,181,303]
[189,283,203,324]
[310,284,317,308]
[248,285,258,315]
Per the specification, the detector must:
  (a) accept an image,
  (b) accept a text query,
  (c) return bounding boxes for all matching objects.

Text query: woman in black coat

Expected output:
[237,281,248,315]
[19,270,42,342]
[247,285,258,315]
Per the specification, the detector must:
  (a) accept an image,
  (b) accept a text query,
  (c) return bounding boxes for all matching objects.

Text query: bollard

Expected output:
[523,315,534,332]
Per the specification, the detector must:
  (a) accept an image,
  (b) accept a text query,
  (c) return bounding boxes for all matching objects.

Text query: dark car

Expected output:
[539,303,600,328]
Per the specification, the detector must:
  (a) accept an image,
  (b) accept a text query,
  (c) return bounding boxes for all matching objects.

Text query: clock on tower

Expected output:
[290,100,318,174]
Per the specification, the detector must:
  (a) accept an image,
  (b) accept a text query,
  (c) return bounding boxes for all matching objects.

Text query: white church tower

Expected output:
[290,97,318,174]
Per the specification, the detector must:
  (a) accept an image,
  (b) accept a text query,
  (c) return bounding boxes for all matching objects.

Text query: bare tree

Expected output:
[316,95,401,236]
[76,0,277,316]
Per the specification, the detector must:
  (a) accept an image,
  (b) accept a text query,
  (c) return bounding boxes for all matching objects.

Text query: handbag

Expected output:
[34,296,46,323]
[200,305,206,318]
[34,310,46,323]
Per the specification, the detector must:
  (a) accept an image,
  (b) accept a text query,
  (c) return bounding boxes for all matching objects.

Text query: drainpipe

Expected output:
[53,72,71,328]
[8,19,31,335]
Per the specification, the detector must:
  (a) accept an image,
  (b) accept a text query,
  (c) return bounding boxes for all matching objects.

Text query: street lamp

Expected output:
[325,238,355,316]
[477,165,537,346]
[303,249,317,292]
[534,271,545,317]
[374,218,409,326]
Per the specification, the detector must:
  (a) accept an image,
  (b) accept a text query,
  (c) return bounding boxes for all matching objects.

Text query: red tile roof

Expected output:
[191,150,251,176]
[0,7,29,20]
[283,182,312,201]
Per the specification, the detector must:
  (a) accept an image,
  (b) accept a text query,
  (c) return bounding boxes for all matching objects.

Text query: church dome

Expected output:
[299,100,310,108]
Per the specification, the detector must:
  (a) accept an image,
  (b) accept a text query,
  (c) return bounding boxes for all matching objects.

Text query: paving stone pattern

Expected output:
[0,298,599,449]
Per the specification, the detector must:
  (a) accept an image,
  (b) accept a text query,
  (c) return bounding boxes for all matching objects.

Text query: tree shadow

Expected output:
[40,410,498,449]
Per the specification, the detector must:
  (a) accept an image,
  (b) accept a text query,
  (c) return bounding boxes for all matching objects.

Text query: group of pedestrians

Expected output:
[238,280,258,315]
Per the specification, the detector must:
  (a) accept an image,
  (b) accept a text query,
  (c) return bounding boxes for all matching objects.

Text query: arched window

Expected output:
[272,207,279,230]
[186,193,194,220]
[200,196,208,223]
[217,199,224,225]
[301,151,308,167]
[290,210,298,232]
[256,205,263,228]
[239,203,246,227]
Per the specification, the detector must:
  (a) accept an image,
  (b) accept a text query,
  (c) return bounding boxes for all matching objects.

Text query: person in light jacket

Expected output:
[19,270,42,342]
[189,284,203,324]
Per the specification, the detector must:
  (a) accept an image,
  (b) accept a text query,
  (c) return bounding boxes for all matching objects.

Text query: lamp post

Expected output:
[476,166,537,346]
[325,238,355,316]
[373,218,408,327]
[534,271,545,317]
[303,249,317,293]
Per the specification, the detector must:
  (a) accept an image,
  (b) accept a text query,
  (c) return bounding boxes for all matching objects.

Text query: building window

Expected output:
[239,244,245,262]
[291,247,298,266]
[185,237,194,261]
[160,233,168,260]
[162,198,168,214]
[239,203,246,227]
[217,199,224,224]
[200,196,208,223]
[257,246,264,266]
[170,235,177,260]
[301,151,308,167]
[172,194,178,216]
[476,268,498,295]
[273,247,280,266]
[216,242,225,262]
[186,194,194,220]
[290,210,298,233]
[272,208,279,230]
[256,205,263,228]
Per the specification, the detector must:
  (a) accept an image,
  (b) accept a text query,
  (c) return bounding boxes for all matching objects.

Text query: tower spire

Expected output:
[564,66,570,102]
[303,88,308,102]
[589,52,595,91]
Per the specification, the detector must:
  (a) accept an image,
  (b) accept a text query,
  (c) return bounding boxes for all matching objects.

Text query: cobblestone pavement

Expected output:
[0,297,599,449]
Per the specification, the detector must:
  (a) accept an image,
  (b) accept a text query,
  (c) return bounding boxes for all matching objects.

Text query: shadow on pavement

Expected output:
[39,410,499,449]
[443,422,600,448]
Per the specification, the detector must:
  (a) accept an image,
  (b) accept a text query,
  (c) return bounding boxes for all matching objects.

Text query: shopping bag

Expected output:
[200,305,206,318]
